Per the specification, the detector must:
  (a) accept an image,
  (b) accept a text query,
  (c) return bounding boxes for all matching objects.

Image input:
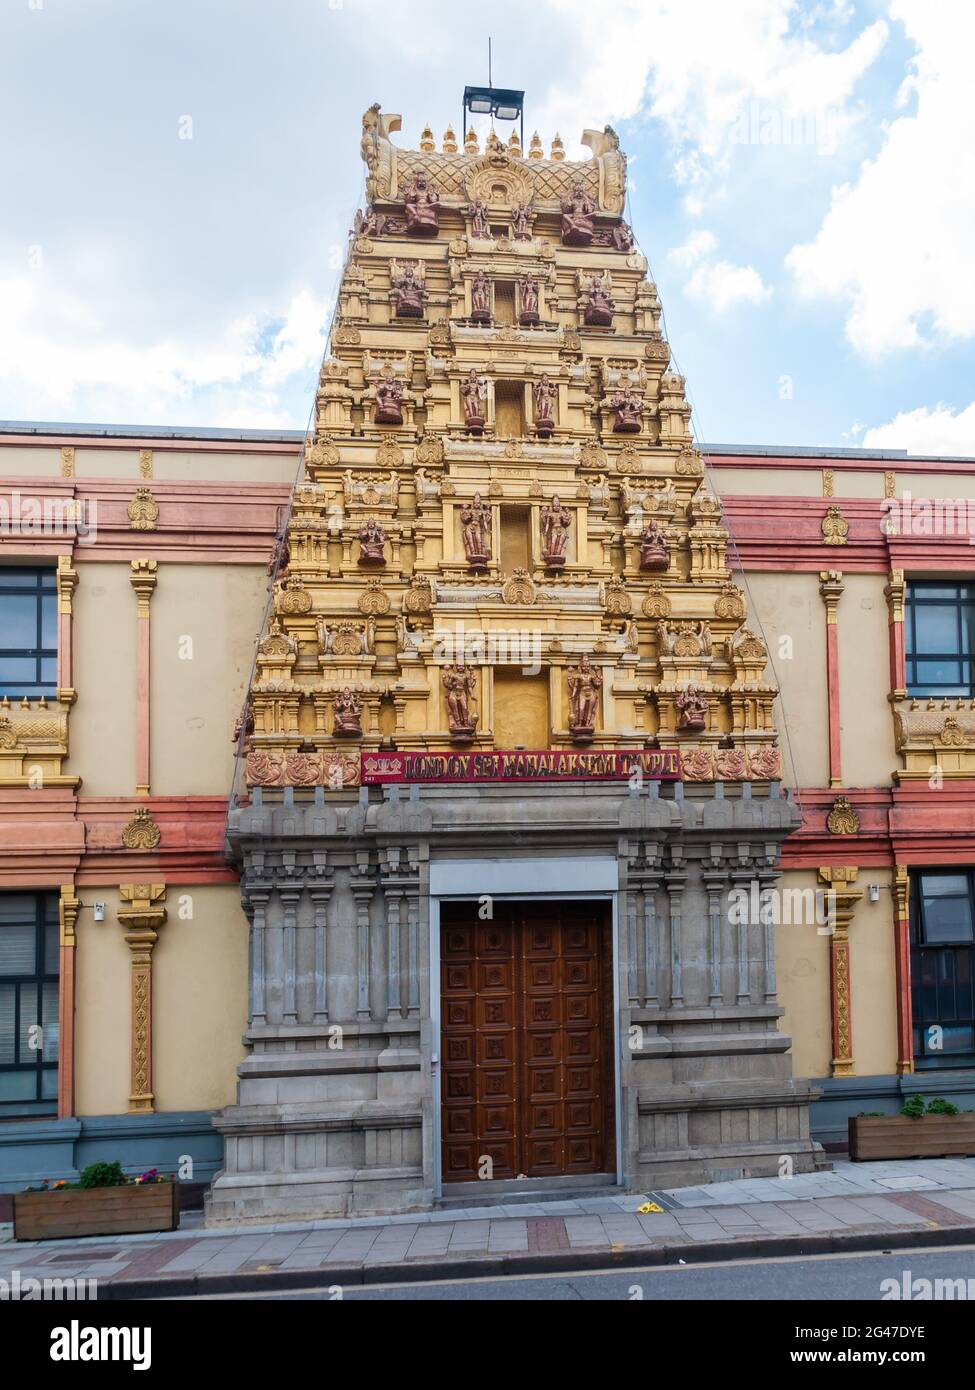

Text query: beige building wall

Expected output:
[775,869,831,1078]
[150,563,269,795]
[70,561,138,794]
[74,887,131,1115]
[849,870,899,1078]
[714,467,821,498]
[742,571,829,788]
[74,883,247,1116]
[152,884,248,1113]
[152,450,298,484]
[837,573,896,788]
[0,446,62,476]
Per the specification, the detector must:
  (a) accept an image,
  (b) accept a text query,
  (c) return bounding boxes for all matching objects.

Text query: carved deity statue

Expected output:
[442,662,478,740]
[676,684,708,733]
[532,375,556,437]
[638,519,669,571]
[470,270,492,324]
[374,368,404,426]
[468,198,491,240]
[567,654,602,741]
[461,369,487,434]
[460,492,491,572]
[354,206,384,238]
[560,180,595,246]
[512,199,534,241]
[612,221,635,252]
[540,493,571,568]
[333,687,363,737]
[357,517,387,567]
[390,260,424,318]
[519,274,540,326]
[402,169,440,236]
[585,270,615,326]
[611,385,642,434]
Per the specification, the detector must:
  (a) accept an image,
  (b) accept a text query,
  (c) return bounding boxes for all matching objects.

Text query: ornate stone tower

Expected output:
[209,107,822,1223]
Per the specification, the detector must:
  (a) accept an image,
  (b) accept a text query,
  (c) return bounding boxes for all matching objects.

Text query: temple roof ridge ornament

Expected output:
[361,104,627,215]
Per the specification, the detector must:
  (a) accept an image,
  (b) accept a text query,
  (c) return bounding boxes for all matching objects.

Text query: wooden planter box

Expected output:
[13,1182,179,1241]
[849,1114,975,1162]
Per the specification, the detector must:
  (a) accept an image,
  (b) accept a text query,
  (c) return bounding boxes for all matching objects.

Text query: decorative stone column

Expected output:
[118,883,167,1113]
[818,866,862,1077]
[57,885,81,1118]
[56,555,78,697]
[885,569,907,696]
[819,571,845,789]
[130,560,158,797]
[893,865,914,1075]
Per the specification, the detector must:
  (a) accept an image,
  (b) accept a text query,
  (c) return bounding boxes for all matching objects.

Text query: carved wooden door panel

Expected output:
[440,900,613,1183]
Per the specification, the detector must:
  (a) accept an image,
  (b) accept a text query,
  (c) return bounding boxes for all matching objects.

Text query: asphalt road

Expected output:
[186,1244,975,1301]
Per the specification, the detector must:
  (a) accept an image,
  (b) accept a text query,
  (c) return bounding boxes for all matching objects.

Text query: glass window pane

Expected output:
[19,988,38,1056]
[0,1070,37,1102]
[922,897,974,944]
[921,874,970,897]
[0,657,37,684]
[41,595,57,647]
[0,895,38,925]
[41,1067,58,1100]
[42,984,59,1061]
[44,921,60,974]
[0,595,39,648]
[0,982,16,1063]
[40,657,57,685]
[913,606,961,654]
[911,659,965,691]
[0,924,37,974]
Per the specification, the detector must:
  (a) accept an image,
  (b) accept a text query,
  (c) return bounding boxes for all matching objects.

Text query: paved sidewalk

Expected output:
[3,1158,975,1297]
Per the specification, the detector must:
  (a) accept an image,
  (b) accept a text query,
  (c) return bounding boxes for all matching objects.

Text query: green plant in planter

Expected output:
[901,1095,926,1119]
[77,1160,127,1189]
[925,1096,959,1116]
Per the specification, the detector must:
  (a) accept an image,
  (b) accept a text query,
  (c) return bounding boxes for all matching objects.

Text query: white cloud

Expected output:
[787,0,975,356]
[684,260,773,312]
[667,230,719,268]
[537,0,887,186]
[863,401,975,456]
[0,270,328,425]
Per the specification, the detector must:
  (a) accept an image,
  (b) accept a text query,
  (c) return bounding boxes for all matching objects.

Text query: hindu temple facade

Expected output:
[207,107,823,1222]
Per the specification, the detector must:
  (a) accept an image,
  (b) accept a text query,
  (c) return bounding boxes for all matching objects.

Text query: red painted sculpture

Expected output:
[533,375,556,438]
[560,181,595,246]
[402,170,440,237]
[333,687,363,737]
[638,519,669,571]
[540,493,571,568]
[357,517,387,567]
[462,369,486,434]
[584,273,615,327]
[374,368,404,425]
[391,262,424,318]
[567,654,602,742]
[612,385,642,434]
[460,493,491,572]
[443,662,478,741]
[470,271,492,324]
[677,684,708,733]
[519,275,540,325]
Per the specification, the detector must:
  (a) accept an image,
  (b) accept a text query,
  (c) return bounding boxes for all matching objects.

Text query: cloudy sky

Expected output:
[2,0,973,452]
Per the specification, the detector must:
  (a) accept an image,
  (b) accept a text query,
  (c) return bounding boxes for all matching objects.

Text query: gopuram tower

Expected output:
[209,104,823,1223]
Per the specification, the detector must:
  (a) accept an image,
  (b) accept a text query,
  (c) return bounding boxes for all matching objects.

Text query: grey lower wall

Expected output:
[0,1111,221,1193]
[811,1071,975,1147]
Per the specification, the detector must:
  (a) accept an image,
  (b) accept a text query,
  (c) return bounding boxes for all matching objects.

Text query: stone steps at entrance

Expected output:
[437,1173,621,1210]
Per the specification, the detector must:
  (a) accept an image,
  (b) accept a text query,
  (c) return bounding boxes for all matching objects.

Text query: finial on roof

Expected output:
[550,132,565,161]
[464,126,479,155]
[528,131,544,160]
[443,125,458,154]
[507,129,522,155]
[419,124,435,152]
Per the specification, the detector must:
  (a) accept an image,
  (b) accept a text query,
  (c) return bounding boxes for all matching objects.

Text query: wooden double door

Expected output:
[440,900,615,1183]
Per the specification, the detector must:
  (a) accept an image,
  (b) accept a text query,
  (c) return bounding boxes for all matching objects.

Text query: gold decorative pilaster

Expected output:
[893,865,914,1075]
[118,884,167,1113]
[60,446,75,477]
[138,448,153,479]
[818,867,863,1077]
[130,561,157,796]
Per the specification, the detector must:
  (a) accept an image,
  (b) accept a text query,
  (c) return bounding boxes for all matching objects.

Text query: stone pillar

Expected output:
[818,866,862,1078]
[130,559,158,797]
[117,883,167,1113]
[819,570,844,789]
[352,854,375,1021]
[57,885,81,1119]
[309,865,333,1025]
[885,569,907,696]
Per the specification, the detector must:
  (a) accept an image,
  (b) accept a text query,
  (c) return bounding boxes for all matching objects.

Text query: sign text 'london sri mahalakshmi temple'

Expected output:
[360,749,681,784]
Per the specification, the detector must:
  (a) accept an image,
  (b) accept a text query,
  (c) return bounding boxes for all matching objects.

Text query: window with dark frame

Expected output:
[0,567,58,699]
[0,892,60,1113]
[910,869,975,1068]
[905,581,975,697]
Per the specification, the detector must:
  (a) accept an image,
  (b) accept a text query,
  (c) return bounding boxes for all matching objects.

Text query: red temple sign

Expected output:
[360,749,681,785]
